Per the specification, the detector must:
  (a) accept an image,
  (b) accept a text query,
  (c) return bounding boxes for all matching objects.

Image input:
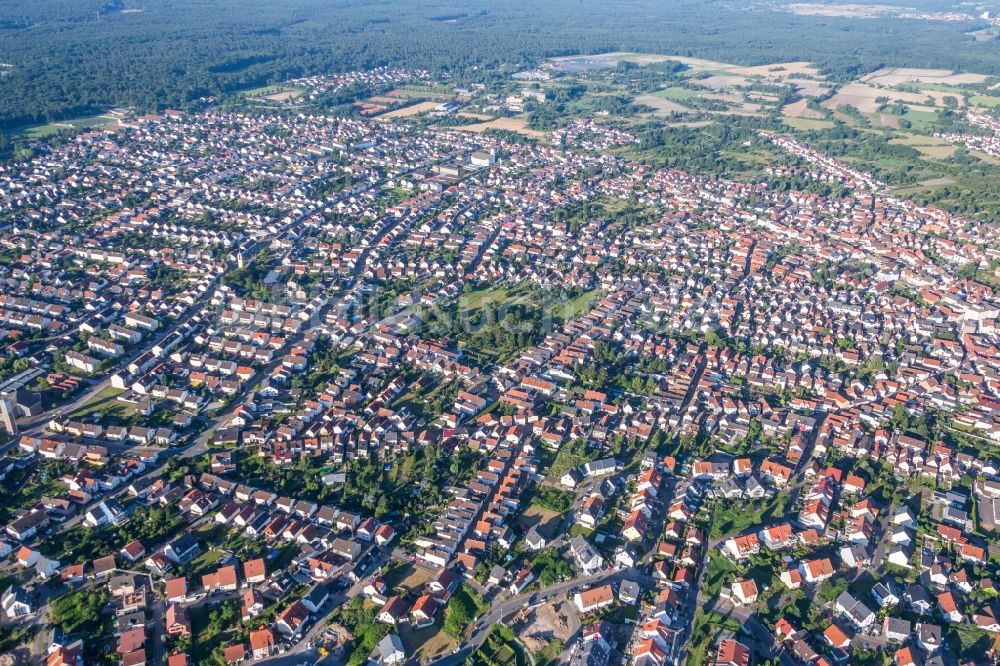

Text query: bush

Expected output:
[51,589,109,634]
[817,577,849,603]
[533,548,573,586]
[532,487,574,513]
[443,584,487,638]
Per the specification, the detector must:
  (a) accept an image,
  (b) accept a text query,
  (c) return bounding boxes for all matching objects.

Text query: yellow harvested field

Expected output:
[971,149,1000,165]
[262,90,301,102]
[554,52,736,71]
[786,3,898,17]
[634,93,693,116]
[922,90,965,108]
[457,111,492,120]
[792,79,832,97]
[890,133,951,147]
[889,134,956,159]
[457,117,547,139]
[554,54,831,100]
[730,62,830,97]
[664,120,715,128]
[380,101,440,118]
[862,67,989,87]
[914,145,956,159]
[879,114,900,129]
[604,52,731,68]
[694,74,752,90]
[782,117,835,130]
[968,28,999,41]
[822,82,926,113]
[734,61,823,78]
[782,99,825,119]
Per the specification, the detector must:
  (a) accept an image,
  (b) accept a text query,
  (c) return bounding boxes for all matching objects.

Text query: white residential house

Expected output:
[1,586,31,619]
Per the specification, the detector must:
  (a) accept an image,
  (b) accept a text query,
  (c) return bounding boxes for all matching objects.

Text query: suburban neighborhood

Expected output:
[0,58,1000,666]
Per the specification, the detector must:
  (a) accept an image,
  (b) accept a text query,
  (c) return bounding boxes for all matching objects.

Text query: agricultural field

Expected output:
[822,82,927,114]
[861,67,989,87]
[240,84,306,101]
[782,117,835,131]
[784,3,900,17]
[781,99,825,119]
[380,101,440,118]
[889,134,957,159]
[653,87,702,102]
[20,114,119,137]
[969,95,1000,108]
[632,93,691,116]
[456,117,547,139]
[501,50,1000,218]
[389,86,454,100]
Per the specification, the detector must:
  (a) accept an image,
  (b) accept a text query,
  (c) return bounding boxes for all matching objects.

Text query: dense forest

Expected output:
[0,0,999,129]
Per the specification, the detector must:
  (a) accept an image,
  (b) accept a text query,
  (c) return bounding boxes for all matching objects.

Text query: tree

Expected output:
[51,589,109,634]
[531,487,574,513]
[443,591,476,638]
[533,548,572,585]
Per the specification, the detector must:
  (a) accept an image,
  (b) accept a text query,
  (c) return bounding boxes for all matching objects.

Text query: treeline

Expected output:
[3,0,1000,128]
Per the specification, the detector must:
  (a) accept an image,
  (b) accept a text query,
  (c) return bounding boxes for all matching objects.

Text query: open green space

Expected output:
[19,114,118,137]
[782,117,835,131]
[653,87,703,101]
[968,95,1000,108]
[708,494,789,539]
[469,625,530,666]
[68,386,128,420]
[239,84,304,97]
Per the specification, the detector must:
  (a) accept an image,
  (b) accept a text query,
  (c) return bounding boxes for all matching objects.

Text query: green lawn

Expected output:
[21,115,118,137]
[708,493,789,539]
[702,551,739,601]
[193,521,228,542]
[190,599,243,663]
[458,284,512,312]
[239,84,305,98]
[686,609,742,666]
[0,459,66,525]
[914,82,972,95]
[945,624,992,658]
[469,626,529,666]
[968,95,1000,108]
[68,386,128,419]
[782,117,835,131]
[653,87,702,101]
[545,288,600,324]
[901,109,942,132]
[391,87,453,100]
